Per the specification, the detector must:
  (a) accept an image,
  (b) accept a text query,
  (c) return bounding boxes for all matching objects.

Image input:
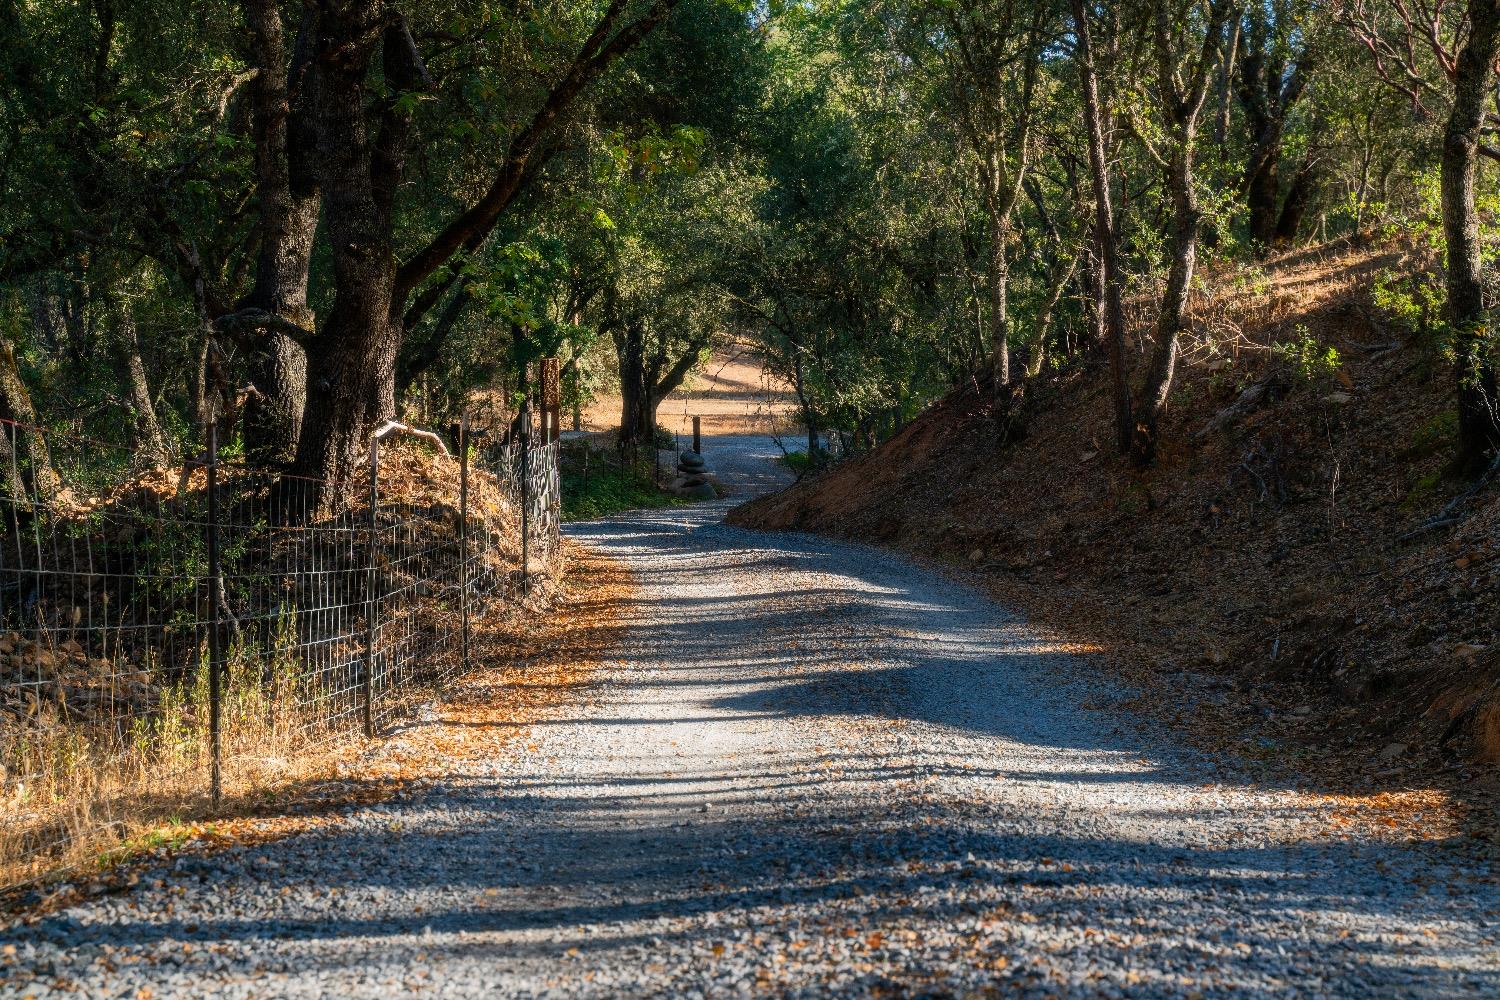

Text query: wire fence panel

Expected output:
[0,414,561,889]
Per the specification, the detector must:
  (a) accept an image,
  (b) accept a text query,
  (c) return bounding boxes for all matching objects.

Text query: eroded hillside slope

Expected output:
[732,238,1499,806]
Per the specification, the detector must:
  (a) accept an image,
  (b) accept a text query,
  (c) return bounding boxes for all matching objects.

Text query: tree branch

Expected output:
[391,0,680,307]
[213,307,315,346]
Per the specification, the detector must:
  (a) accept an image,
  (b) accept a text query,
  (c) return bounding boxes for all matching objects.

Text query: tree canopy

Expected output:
[2,0,1497,503]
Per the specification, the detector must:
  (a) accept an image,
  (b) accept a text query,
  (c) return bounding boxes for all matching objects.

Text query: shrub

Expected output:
[1273,325,1343,382]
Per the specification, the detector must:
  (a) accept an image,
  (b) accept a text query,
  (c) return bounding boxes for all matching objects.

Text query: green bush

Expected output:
[1273,325,1343,382]
[779,450,814,474]
[1372,268,1452,379]
[561,459,684,522]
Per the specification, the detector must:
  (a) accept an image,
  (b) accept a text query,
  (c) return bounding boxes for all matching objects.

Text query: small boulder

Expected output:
[1376,742,1407,761]
[683,482,717,501]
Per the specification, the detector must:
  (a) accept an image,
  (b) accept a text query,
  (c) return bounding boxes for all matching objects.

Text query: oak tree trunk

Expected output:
[988,203,1011,390]
[1071,0,1132,453]
[1131,0,1234,464]
[1133,149,1200,464]
[115,305,171,466]
[1443,0,1500,471]
[615,320,647,450]
[1236,9,1310,256]
[0,337,59,503]
[1274,161,1313,246]
[1246,148,1281,249]
[284,5,406,503]
[240,0,319,466]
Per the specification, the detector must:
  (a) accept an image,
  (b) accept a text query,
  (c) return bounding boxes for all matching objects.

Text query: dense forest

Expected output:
[1,0,1497,499]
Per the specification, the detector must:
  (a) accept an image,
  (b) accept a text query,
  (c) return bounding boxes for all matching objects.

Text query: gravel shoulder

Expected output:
[4,434,1497,998]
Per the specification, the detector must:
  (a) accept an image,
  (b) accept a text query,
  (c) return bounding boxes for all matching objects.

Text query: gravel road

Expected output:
[4,434,1498,998]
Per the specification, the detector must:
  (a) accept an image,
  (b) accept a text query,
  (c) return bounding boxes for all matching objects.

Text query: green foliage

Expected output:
[779,449,815,474]
[1230,266,1272,299]
[1372,268,1455,381]
[1402,470,1444,508]
[561,453,685,522]
[1406,410,1459,458]
[1273,325,1343,382]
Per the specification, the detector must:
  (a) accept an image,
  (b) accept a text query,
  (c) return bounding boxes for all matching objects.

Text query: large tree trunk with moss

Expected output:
[282,6,414,503]
[238,0,319,466]
[275,0,677,509]
[1443,0,1500,472]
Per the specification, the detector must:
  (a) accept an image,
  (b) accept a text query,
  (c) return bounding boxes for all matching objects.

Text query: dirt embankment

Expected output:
[731,238,1499,815]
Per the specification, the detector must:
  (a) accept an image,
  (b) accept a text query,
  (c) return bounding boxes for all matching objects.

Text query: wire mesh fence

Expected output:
[0,412,561,888]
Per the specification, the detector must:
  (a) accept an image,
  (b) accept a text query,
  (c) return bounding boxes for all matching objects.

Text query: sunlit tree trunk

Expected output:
[115,305,171,466]
[1134,147,1200,463]
[1129,0,1235,465]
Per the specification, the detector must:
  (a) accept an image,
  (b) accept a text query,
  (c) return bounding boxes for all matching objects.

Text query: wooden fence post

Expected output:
[459,411,470,673]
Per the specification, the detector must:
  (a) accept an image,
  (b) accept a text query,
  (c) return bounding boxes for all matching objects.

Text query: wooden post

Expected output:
[540,357,562,444]
[458,411,470,673]
[693,415,701,455]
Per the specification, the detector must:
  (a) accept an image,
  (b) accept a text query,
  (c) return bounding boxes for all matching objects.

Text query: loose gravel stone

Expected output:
[2,434,1497,998]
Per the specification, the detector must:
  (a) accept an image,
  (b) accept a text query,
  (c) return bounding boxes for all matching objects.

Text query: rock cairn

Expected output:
[670,450,719,500]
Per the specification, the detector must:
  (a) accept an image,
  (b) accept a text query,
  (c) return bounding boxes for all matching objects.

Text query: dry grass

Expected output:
[2,540,629,914]
[0,440,548,891]
[1,640,367,890]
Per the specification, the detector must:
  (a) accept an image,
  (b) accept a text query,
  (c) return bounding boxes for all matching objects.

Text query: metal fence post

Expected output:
[205,422,223,808]
[519,410,531,597]
[362,436,378,739]
[459,411,470,672]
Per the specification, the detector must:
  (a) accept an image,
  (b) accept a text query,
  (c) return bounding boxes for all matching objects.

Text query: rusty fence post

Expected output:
[362,435,378,739]
[205,422,223,808]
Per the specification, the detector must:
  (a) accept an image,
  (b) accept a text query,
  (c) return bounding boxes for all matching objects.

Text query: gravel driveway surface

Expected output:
[4,434,1497,998]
